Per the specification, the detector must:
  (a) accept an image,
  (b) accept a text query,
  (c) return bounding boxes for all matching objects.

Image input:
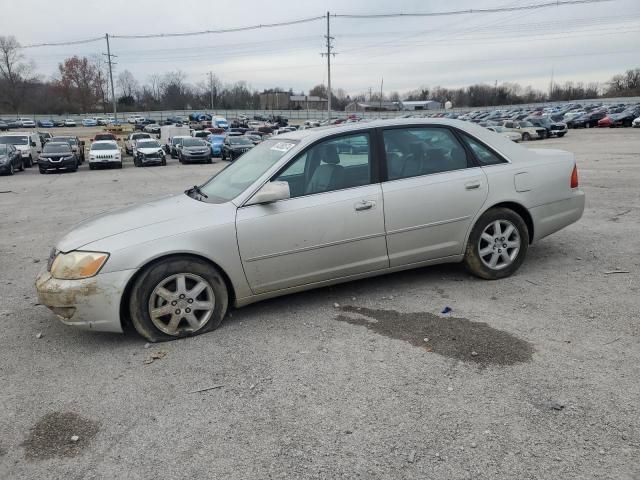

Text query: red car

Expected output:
[597,116,613,128]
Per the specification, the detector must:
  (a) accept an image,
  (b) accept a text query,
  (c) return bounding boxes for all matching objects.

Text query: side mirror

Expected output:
[30,141,36,147]
[246,181,290,206]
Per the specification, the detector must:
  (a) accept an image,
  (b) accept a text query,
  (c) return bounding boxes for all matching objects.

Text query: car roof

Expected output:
[45,142,71,147]
[2,131,33,136]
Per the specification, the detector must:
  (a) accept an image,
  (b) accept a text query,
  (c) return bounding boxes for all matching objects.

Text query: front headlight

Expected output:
[50,251,109,280]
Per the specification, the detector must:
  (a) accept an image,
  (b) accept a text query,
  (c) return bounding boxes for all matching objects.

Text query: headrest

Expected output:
[319,144,340,164]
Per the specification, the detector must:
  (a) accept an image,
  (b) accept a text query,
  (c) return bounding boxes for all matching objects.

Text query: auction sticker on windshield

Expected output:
[270,142,296,152]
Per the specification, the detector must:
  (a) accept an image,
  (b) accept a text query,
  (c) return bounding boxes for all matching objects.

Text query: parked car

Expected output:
[34,119,585,341]
[143,123,161,134]
[525,116,567,137]
[17,118,36,128]
[633,116,640,128]
[169,136,190,158]
[221,135,254,161]
[0,120,8,131]
[38,142,78,174]
[608,106,640,127]
[93,133,119,142]
[127,115,144,124]
[37,119,54,128]
[0,144,24,175]
[597,116,613,128]
[567,110,607,128]
[64,119,77,127]
[134,139,166,167]
[178,138,213,164]
[96,117,108,126]
[0,132,41,167]
[207,134,225,157]
[500,120,546,141]
[53,119,66,127]
[486,126,521,142]
[38,132,53,144]
[213,117,229,130]
[50,136,85,162]
[82,118,98,127]
[245,134,262,145]
[124,132,152,155]
[88,140,122,170]
[134,118,154,131]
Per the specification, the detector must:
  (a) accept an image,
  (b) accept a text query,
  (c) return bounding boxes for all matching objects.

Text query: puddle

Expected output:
[22,412,99,460]
[336,306,533,366]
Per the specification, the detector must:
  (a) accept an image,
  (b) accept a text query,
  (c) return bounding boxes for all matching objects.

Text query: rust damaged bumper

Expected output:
[35,268,137,333]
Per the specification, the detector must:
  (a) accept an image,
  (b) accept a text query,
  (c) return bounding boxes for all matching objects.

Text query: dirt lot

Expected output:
[0,128,639,479]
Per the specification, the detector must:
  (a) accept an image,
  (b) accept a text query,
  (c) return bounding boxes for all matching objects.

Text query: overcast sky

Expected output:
[5,0,640,97]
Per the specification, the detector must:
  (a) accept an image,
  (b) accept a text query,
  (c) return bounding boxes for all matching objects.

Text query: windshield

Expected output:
[519,121,534,127]
[199,139,297,203]
[172,137,187,145]
[0,136,28,145]
[53,137,76,145]
[183,139,207,147]
[0,145,9,154]
[210,135,225,143]
[43,144,71,153]
[491,126,505,132]
[137,140,161,148]
[91,142,118,151]
[229,137,252,145]
[132,134,151,140]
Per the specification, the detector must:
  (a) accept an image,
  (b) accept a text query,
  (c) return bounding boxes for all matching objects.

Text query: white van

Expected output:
[0,131,42,167]
[159,125,190,153]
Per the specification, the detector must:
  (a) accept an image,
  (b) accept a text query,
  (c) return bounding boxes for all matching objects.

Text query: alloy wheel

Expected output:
[148,273,215,336]
[477,220,521,270]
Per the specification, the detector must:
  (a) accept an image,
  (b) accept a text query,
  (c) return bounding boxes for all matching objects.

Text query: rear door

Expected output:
[380,125,488,267]
[236,131,388,294]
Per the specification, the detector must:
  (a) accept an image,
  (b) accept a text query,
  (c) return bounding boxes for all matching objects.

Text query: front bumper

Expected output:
[35,267,137,333]
[39,158,77,170]
[182,153,210,162]
[138,155,164,165]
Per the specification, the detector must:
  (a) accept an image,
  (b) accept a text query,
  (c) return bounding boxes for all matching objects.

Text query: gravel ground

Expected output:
[0,128,639,479]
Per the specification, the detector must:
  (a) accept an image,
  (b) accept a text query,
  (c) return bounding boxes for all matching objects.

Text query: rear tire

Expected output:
[128,257,229,342]
[26,156,33,168]
[89,164,95,170]
[8,162,14,175]
[557,133,565,137]
[463,208,529,280]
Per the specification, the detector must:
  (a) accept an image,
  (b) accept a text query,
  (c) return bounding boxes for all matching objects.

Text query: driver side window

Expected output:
[274,133,371,199]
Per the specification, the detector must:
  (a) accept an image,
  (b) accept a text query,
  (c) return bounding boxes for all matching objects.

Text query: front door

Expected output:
[380,126,489,267]
[236,132,388,294]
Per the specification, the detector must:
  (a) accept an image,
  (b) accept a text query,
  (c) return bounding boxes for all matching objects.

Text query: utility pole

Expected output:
[208,71,214,110]
[379,77,384,112]
[549,66,555,101]
[104,34,117,122]
[320,11,335,120]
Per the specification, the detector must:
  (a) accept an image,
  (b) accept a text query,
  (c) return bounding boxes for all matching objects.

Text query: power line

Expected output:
[332,0,612,19]
[110,15,326,40]
[22,36,104,49]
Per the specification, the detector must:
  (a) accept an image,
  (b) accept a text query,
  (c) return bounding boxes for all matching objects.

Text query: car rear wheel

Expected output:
[129,257,228,342]
[8,162,14,175]
[557,133,565,137]
[463,208,529,280]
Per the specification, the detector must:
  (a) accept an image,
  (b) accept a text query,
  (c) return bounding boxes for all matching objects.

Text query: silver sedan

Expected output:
[36,119,585,341]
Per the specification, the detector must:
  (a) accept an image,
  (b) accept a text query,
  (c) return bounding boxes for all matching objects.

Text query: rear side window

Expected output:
[461,134,507,166]
[382,127,468,181]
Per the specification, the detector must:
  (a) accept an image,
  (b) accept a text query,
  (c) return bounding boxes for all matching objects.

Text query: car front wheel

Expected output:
[522,132,531,141]
[463,208,529,280]
[128,256,229,342]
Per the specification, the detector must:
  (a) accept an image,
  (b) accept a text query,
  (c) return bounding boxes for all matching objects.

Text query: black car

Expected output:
[38,142,79,174]
[0,120,8,131]
[567,110,607,128]
[178,138,212,164]
[609,106,640,127]
[221,136,254,161]
[50,136,85,162]
[0,144,24,175]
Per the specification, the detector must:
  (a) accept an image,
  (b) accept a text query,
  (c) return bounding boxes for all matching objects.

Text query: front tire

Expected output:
[522,133,531,141]
[463,208,529,280]
[25,156,33,168]
[128,257,229,342]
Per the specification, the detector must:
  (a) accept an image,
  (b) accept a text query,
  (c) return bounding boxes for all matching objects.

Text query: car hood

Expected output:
[14,145,30,151]
[183,146,208,151]
[137,147,163,154]
[56,194,215,252]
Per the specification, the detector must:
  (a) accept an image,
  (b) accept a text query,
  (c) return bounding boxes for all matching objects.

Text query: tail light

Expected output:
[570,164,579,188]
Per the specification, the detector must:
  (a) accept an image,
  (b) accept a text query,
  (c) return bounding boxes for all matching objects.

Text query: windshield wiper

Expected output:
[185,185,208,199]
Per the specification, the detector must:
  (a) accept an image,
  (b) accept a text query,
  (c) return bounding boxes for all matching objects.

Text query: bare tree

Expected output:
[147,73,163,101]
[117,70,139,99]
[91,55,109,112]
[0,35,33,114]
[58,56,98,113]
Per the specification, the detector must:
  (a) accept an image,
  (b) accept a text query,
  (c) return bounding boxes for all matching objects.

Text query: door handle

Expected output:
[354,200,375,211]
[465,181,481,190]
